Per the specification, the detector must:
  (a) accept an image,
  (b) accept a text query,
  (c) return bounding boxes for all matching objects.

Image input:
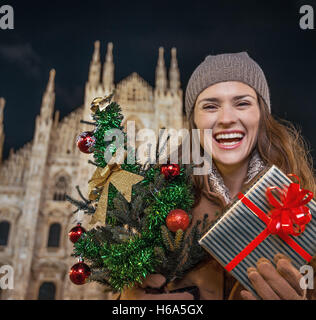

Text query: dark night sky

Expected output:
[1,0,316,163]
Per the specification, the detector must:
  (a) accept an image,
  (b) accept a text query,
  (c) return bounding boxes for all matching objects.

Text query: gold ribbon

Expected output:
[88,162,144,226]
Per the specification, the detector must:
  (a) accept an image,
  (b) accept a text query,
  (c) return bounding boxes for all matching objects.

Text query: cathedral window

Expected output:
[0,221,10,246]
[53,176,68,201]
[38,282,56,300]
[47,223,61,248]
[127,87,137,101]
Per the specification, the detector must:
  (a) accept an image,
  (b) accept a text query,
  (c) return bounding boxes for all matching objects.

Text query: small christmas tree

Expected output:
[66,93,209,292]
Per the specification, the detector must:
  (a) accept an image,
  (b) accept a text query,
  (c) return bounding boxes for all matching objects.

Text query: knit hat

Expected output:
[185,52,270,118]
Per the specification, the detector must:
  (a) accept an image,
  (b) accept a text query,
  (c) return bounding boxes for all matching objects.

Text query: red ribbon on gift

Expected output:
[225,174,314,272]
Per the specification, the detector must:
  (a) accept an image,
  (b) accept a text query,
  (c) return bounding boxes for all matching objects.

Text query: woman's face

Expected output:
[193,81,260,169]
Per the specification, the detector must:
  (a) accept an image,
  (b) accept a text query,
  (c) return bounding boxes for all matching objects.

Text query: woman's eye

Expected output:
[237,101,250,107]
[203,105,217,110]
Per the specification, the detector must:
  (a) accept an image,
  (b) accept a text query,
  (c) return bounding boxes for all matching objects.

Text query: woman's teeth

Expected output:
[220,141,240,146]
[214,132,245,146]
[215,133,244,140]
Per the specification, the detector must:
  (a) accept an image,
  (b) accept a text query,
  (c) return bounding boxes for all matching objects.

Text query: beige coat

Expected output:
[164,174,242,300]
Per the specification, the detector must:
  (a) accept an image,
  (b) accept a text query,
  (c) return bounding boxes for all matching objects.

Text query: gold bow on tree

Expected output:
[88,161,144,226]
[90,93,115,113]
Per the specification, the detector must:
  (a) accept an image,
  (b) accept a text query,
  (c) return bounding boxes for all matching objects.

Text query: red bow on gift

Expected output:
[225,172,314,272]
[266,174,313,236]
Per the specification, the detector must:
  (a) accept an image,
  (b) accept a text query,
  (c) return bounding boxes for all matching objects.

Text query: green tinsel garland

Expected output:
[92,102,125,168]
[71,95,204,292]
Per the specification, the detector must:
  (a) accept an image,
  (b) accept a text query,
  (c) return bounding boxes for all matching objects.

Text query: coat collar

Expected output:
[207,149,266,205]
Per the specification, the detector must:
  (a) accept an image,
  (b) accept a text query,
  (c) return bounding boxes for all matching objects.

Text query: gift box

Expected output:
[199,165,316,298]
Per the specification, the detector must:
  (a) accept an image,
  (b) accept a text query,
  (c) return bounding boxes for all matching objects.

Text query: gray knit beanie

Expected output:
[185,52,270,118]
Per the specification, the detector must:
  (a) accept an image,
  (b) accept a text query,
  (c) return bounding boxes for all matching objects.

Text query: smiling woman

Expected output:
[120,52,316,300]
[186,53,316,206]
[183,52,316,300]
[194,81,260,193]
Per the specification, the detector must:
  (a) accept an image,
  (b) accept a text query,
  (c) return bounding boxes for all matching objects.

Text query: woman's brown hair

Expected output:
[182,94,316,208]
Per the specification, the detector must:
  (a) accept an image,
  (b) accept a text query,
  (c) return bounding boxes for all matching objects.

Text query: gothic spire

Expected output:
[0,97,5,164]
[169,47,180,92]
[88,40,101,87]
[155,47,167,92]
[40,69,55,120]
[46,68,55,93]
[102,42,114,92]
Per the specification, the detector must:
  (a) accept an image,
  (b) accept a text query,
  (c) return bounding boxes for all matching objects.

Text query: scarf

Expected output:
[208,149,266,205]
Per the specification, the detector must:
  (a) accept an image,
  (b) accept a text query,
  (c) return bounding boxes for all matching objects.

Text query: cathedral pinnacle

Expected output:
[40,69,55,120]
[169,47,180,92]
[155,47,167,92]
[46,69,56,93]
[102,42,114,92]
[0,97,5,164]
[0,97,5,123]
[88,40,101,87]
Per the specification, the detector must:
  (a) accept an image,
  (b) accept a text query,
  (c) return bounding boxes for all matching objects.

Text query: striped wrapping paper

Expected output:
[199,165,316,299]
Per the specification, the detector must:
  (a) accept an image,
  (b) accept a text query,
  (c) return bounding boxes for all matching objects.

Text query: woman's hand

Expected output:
[120,274,195,300]
[241,253,306,300]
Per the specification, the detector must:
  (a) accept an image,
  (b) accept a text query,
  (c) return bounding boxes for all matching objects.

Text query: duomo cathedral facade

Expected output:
[0,41,186,299]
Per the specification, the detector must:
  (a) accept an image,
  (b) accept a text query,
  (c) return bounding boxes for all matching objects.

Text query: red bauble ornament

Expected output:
[166,209,190,232]
[160,164,180,179]
[68,223,86,243]
[69,262,91,285]
[76,131,95,154]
